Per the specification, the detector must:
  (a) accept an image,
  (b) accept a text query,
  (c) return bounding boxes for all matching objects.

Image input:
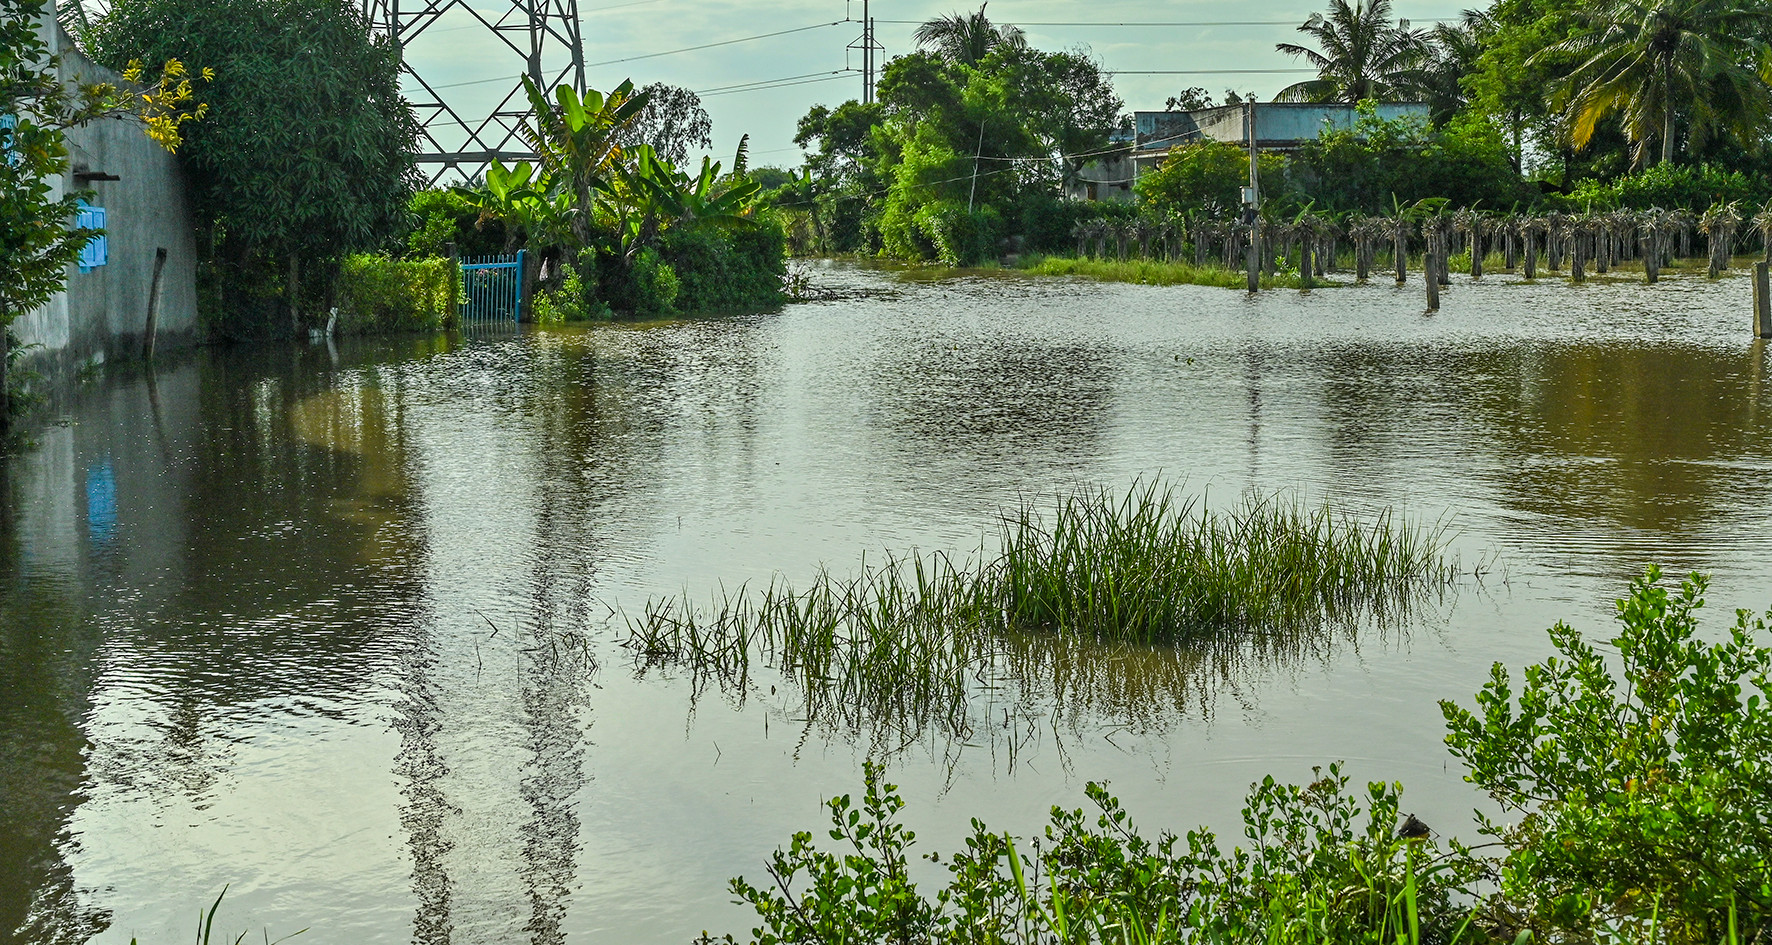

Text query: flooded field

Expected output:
[5,262,1772,944]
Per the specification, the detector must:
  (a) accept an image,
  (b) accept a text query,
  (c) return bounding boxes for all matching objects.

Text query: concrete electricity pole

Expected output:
[1244,98,1260,293]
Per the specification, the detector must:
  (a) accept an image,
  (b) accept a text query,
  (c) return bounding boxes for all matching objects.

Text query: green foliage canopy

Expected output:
[86,0,418,332]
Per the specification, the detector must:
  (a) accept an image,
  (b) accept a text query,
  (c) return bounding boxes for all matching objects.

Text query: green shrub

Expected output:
[531,261,610,325]
[1443,566,1772,944]
[700,762,1478,945]
[406,189,507,259]
[1013,192,1135,255]
[1285,107,1531,214]
[1565,163,1771,213]
[902,201,1000,267]
[632,248,680,316]
[1137,141,1288,216]
[660,219,788,313]
[334,253,457,334]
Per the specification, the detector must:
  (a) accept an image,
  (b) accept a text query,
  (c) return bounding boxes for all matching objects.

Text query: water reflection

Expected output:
[2,266,1771,944]
[634,576,1447,771]
[869,339,1114,459]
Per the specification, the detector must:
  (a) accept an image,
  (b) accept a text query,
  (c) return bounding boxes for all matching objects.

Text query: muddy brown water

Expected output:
[5,261,1772,944]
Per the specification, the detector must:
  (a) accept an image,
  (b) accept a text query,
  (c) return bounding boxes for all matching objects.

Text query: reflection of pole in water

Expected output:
[1245,347,1265,480]
[392,639,455,945]
[517,379,598,945]
[517,628,589,945]
[1750,339,1767,425]
[380,368,453,945]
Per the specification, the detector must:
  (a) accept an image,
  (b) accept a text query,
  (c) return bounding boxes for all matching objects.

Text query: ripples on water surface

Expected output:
[5,262,1772,943]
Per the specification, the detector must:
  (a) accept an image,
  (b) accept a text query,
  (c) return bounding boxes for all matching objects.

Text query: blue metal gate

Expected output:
[459,251,524,323]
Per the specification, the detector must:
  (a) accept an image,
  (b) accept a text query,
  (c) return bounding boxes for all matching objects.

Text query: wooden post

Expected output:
[143,247,168,361]
[1571,233,1586,282]
[520,248,540,321]
[1524,232,1538,279]
[1644,235,1659,284]
[1425,234,1440,312]
[1300,235,1314,290]
[1394,228,1408,284]
[1437,224,1452,286]
[1470,232,1484,280]
[1755,261,1771,338]
[288,253,301,335]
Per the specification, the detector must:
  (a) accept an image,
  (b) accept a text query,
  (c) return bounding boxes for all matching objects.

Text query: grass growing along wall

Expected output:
[334,254,459,334]
[624,481,1455,738]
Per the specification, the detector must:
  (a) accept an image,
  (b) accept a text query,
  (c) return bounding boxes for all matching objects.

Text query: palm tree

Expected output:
[1275,0,1428,104]
[1420,11,1489,122]
[914,3,1026,66]
[1539,0,1772,166]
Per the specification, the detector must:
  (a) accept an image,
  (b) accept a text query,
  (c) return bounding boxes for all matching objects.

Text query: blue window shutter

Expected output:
[75,202,106,273]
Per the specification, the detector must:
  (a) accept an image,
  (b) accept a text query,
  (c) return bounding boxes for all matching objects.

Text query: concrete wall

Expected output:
[1139,103,1431,152]
[1065,133,1136,203]
[14,4,201,372]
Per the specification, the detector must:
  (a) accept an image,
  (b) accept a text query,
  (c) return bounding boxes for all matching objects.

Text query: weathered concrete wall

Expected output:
[1141,103,1432,152]
[14,4,201,373]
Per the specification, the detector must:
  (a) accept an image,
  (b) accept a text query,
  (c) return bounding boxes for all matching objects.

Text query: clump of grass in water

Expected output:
[997,483,1453,642]
[625,481,1455,736]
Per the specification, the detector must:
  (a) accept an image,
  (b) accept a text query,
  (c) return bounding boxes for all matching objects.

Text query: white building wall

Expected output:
[16,2,202,371]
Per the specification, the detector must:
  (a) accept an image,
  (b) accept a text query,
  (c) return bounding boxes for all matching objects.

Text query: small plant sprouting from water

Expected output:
[127,886,306,945]
[624,481,1456,739]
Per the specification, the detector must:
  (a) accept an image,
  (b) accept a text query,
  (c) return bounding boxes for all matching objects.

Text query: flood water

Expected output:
[6,262,1772,944]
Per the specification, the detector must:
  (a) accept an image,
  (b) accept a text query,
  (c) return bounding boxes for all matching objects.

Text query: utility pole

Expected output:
[1244,97,1260,292]
[850,0,880,105]
[968,118,985,212]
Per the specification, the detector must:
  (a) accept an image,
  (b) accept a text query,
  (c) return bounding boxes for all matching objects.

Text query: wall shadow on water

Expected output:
[0,335,444,942]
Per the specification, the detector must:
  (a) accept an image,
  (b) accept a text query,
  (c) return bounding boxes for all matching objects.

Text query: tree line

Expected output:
[768,0,1772,266]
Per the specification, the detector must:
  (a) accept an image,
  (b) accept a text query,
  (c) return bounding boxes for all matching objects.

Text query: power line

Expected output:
[695,69,856,95]
[1107,69,1316,74]
[702,74,860,96]
[422,0,665,34]
[585,20,848,68]
[425,19,851,90]
[875,17,1466,26]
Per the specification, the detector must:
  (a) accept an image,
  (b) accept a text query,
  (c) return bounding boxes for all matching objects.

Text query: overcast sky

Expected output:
[401,0,1465,171]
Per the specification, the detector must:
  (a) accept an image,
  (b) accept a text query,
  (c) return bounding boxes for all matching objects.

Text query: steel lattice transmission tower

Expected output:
[363,0,586,181]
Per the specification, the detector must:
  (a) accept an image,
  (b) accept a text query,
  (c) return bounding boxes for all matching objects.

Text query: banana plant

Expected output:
[517,76,651,244]
[608,140,763,262]
[451,159,570,252]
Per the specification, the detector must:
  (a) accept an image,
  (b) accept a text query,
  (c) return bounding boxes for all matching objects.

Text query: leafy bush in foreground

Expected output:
[705,569,1772,945]
[1444,567,1772,943]
[700,763,1476,945]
